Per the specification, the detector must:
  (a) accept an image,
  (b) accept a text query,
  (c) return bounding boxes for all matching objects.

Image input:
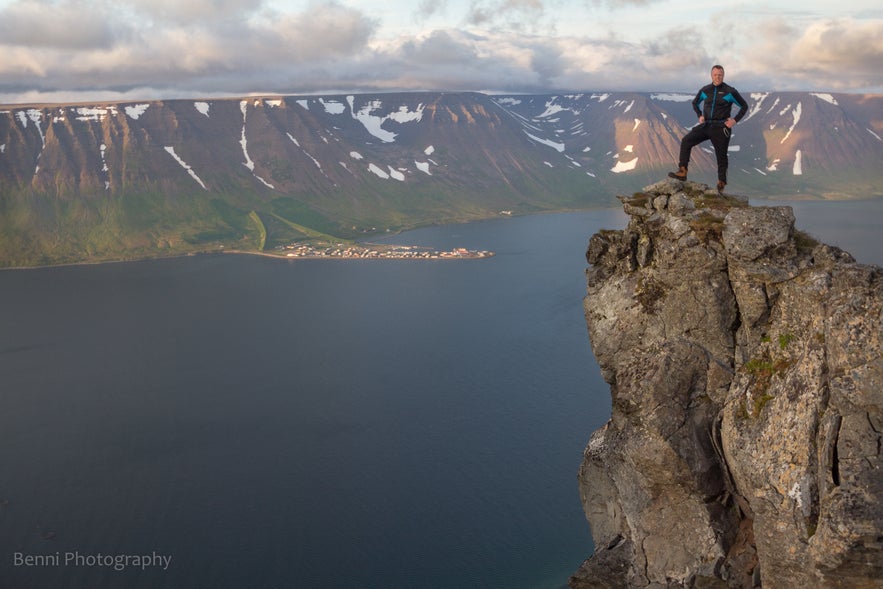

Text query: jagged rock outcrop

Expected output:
[571,179,883,588]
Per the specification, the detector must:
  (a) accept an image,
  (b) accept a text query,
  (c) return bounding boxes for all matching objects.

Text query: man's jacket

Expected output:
[692,82,749,124]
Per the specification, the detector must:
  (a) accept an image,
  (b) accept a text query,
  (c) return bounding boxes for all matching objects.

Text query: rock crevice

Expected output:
[572,180,882,588]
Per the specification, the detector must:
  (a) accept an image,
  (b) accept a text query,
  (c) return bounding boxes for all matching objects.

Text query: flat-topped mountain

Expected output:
[1,91,881,266]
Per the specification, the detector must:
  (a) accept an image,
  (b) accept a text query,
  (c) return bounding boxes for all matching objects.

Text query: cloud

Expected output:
[415,0,449,20]
[127,0,263,25]
[0,0,129,50]
[0,0,378,100]
[598,0,663,6]
[789,18,883,86]
[466,0,552,32]
[738,17,883,91]
[0,1,881,104]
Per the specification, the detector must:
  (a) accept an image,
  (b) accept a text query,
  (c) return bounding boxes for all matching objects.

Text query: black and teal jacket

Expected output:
[692,82,749,124]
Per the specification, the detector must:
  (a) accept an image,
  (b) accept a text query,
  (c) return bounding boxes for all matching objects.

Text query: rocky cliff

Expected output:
[571,179,882,588]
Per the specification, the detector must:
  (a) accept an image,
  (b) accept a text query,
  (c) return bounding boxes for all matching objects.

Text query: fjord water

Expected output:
[1,199,880,589]
[0,209,623,589]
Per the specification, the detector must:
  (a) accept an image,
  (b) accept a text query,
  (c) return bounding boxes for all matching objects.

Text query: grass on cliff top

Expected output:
[688,187,750,211]
[690,211,726,243]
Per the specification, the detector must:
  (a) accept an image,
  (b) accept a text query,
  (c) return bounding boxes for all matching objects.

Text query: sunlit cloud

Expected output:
[0,0,880,104]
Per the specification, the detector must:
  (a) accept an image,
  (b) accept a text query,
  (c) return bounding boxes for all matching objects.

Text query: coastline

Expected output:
[0,243,495,272]
[246,241,494,261]
[222,249,495,261]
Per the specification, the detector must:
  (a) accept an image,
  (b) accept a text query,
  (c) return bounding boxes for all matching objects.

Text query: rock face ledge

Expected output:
[571,180,882,588]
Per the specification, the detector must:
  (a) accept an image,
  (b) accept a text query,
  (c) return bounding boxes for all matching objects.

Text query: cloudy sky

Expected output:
[0,0,881,104]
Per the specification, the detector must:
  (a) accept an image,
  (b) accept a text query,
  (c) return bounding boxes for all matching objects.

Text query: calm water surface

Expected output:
[0,210,625,589]
[1,199,879,589]
[765,198,882,266]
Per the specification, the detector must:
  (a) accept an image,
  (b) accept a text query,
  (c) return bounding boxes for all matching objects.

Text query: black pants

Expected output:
[678,124,731,183]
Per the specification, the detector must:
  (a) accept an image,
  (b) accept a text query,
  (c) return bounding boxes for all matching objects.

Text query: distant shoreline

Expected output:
[222,244,496,261]
[0,244,495,272]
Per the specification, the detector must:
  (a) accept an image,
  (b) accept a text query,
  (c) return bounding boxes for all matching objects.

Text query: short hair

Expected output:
[711,65,725,73]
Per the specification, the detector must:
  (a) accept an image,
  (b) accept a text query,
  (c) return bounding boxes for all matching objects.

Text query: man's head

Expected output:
[711,65,725,86]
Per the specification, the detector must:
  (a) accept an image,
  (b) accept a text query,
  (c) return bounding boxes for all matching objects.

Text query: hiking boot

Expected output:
[668,166,688,181]
[717,181,726,193]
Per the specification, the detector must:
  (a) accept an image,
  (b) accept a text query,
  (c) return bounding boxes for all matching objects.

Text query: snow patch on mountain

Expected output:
[320,99,346,114]
[74,106,118,122]
[811,93,838,106]
[611,158,638,173]
[16,109,46,175]
[424,145,435,155]
[651,93,692,102]
[16,110,45,148]
[537,97,580,118]
[346,97,425,143]
[195,102,210,117]
[349,98,396,142]
[793,149,803,175]
[610,100,635,113]
[99,143,110,190]
[164,146,207,190]
[239,102,255,171]
[519,118,543,133]
[780,102,802,144]
[239,100,274,189]
[742,93,768,123]
[388,104,425,124]
[368,163,389,179]
[415,161,431,175]
[524,131,565,152]
[28,109,45,147]
[125,104,150,120]
[867,128,882,142]
[305,151,322,170]
[285,131,328,178]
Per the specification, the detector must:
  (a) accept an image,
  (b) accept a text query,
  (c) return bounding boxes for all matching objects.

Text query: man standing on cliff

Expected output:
[668,65,749,192]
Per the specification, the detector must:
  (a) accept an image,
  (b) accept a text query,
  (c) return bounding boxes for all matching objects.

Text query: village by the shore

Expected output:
[269,242,494,260]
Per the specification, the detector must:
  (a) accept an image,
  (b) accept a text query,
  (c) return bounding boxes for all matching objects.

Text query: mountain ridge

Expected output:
[1,91,881,267]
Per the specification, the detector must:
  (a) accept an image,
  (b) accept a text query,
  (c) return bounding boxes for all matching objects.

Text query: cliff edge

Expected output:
[571,180,882,588]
